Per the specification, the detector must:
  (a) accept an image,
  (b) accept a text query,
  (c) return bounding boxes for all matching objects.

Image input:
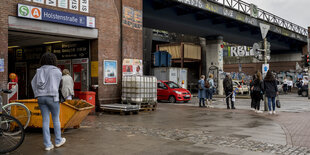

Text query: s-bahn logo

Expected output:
[18,4,42,20]
[19,6,29,16]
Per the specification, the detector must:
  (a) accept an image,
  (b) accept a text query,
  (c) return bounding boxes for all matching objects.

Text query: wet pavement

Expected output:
[7,94,310,155]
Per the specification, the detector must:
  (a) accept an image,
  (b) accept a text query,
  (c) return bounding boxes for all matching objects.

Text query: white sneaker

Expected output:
[45,144,54,151]
[257,110,263,113]
[254,110,257,113]
[269,111,272,115]
[273,111,276,115]
[55,138,66,147]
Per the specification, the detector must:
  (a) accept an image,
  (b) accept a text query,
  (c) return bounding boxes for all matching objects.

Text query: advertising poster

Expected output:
[122,59,143,76]
[0,59,4,72]
[104,60,117,84]
[122,6,134,28]
[133,10,142,30]
[122,6,142,30]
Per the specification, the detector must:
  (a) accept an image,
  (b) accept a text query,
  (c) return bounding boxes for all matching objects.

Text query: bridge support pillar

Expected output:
[204,36,224,95]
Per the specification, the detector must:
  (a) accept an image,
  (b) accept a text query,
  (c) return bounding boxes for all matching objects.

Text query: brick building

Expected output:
[0,0,143,107]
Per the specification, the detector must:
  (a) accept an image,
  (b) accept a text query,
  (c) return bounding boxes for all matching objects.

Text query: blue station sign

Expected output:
[17,3,95,28]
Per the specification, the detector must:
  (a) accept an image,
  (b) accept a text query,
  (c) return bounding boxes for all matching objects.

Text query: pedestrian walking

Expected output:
[206,74,215,108]
[198,75,206,107]
[252,73,263,113]
[283,78,288,94]
[296,78,303,89]
[287,78,293,93]
[223,73,235,109]
[249,75,255,110]
[263,70,278,115]
[31,52,66,151]
[61,69,74,100]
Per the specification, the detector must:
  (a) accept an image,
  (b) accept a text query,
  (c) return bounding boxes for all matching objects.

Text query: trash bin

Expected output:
[12,99,94,132]
[77,91,96,113]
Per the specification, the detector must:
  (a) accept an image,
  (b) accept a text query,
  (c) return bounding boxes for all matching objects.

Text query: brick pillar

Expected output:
[0,2,8,89]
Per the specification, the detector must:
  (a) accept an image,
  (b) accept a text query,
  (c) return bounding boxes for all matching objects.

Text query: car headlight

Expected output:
[174,91,182,95]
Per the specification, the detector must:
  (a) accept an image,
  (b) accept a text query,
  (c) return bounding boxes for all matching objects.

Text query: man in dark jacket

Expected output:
[223,74,235,109]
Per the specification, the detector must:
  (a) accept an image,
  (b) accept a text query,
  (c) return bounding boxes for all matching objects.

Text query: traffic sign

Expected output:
[262,64,269,74]
[259,23,270,39]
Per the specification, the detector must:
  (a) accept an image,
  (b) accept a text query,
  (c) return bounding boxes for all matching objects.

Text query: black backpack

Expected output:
[224,79,232,91]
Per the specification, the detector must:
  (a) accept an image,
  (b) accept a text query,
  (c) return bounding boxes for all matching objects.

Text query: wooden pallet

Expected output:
[102,109,139,115]
[139,103,157,112]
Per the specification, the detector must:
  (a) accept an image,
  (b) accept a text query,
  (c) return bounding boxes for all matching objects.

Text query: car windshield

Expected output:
[165,81,181,89]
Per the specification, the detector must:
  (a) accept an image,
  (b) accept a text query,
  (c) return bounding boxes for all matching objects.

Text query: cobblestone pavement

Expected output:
[174,93,310,149]
[9,94,310,155]
[102,121,310,155]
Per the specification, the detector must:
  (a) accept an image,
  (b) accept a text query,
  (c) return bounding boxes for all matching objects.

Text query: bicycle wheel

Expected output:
[2,102,31,130]
[0,114,25,154]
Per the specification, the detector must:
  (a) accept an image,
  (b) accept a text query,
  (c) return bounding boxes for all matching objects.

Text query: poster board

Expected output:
[104,60,117,84]
[122,59,143,76]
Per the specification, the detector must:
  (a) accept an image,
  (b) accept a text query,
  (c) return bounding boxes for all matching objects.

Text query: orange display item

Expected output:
[77,91,96,112]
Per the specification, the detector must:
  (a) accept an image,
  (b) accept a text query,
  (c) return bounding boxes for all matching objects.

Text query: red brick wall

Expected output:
[0,0,143,104]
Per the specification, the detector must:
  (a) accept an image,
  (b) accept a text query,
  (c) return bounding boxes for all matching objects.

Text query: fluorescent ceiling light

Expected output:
[43,41,63,44]
[8,46,19,48]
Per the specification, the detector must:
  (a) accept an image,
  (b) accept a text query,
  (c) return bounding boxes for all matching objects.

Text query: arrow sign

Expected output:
[259,23,270,39]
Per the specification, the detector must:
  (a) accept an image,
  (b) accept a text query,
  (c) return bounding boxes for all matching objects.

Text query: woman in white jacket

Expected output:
[61,69,74,100]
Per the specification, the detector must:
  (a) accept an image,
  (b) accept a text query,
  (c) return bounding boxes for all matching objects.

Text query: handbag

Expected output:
[59,79,65,103]
[276,95,281,108]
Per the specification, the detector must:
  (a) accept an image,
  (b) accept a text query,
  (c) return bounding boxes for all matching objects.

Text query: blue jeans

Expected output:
[206,88,213,100]
[38,96,62,148]
[267,97,276,111]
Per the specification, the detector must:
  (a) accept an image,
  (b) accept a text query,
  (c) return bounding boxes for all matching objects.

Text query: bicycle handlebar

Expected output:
[0,89,12,94]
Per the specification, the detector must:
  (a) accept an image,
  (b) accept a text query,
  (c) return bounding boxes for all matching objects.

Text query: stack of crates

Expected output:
[122,76,157,104]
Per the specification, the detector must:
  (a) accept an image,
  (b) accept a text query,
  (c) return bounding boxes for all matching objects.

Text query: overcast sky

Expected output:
[244,0,310,28]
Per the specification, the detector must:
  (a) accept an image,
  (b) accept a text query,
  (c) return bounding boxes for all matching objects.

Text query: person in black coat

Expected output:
[263,70,278,114]
[252,73,263,113]
[223,74,235,109]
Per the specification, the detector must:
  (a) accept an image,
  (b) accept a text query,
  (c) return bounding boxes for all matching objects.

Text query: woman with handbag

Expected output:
[31,52,66,150]
[198,75,206,107]
[263,70,278,115]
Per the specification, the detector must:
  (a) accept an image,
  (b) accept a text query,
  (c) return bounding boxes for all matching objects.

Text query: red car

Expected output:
[157,80,191,103]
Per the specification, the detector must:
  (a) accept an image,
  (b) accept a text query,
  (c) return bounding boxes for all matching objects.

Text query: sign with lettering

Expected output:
[80,0,89,13]
[18,4,95,28]
[69,0,79,11]
[223,45,254,57]
[46,0,57,6]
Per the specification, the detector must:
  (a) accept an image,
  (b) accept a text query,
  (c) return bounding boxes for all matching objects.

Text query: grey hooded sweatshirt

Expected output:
[31,65,62,102]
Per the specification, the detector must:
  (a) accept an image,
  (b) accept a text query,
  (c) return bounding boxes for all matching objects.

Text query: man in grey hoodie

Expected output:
[31,52,66,151]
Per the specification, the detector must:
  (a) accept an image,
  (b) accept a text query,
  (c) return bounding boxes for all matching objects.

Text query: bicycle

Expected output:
[0,89,25,154]
[2,85,31,130]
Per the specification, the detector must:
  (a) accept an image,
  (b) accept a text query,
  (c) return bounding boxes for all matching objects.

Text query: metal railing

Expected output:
[213,0,308,36]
